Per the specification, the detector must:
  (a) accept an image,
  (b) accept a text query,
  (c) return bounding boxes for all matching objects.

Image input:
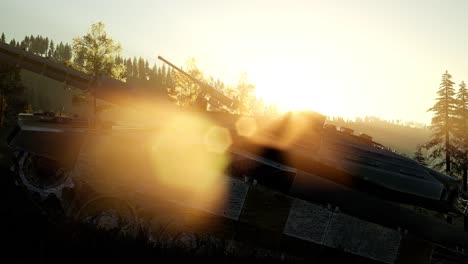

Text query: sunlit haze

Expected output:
[4,0,468,123]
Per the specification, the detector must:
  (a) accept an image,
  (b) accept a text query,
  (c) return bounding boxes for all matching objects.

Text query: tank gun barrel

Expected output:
[157,56,237,110]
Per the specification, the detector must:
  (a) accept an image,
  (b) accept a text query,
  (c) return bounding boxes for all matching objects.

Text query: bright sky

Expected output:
[3,0,468,124]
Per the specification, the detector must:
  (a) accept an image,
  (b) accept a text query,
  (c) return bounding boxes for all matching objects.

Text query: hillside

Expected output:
[326,117,430,157]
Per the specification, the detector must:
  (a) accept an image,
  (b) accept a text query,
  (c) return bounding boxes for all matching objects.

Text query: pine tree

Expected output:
[132,57,138,79]
[20,39,28,50]
[454,81,468,191]
[125,58,133,79]
[425,71,458,174]
[48,40,55,58]
[31,35,38,54]
[42,37,49,56]
[0,65,27,126]
[54,42,65,62]
[145,60,149,77]
[413,145,428,167]
[138,57,145,80]
[63,43,72,62]
[1,33,5,43]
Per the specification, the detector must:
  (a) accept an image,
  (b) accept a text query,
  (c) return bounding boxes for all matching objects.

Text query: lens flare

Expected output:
[235,116,257,137]
[204,125,232,153]
[150,111,230,208]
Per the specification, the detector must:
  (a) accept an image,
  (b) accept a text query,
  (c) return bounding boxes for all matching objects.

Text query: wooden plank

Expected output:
[323,213,401,264]
[283,198,332,244]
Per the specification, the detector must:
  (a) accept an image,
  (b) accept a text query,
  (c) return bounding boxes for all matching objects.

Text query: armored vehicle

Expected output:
[2,42,468,259]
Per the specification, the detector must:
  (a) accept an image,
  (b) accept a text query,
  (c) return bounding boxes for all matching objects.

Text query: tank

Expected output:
[2,43,468,254]
[7,109,468,216]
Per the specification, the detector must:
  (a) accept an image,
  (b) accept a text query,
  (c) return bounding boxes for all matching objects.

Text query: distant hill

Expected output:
[326,116,430,157]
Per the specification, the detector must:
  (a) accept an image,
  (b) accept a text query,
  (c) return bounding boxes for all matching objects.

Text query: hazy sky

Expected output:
[3,0,468,123]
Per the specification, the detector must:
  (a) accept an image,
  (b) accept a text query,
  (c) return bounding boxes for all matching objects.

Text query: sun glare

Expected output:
[252,65,356,120]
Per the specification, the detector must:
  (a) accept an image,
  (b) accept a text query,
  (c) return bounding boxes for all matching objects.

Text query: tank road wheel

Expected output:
[74,196,140,239]
[16,151,73,199]
[12,151,73,220]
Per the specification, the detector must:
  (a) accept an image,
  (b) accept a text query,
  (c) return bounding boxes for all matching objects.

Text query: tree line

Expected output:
[3,33,72,63]
[327,116,430,157]
[1,31,174,90]
[1,24,280,117]
[417,71,468,191]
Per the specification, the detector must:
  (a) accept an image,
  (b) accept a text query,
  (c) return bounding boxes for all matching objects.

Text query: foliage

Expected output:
[1,30,272,118]
[168,58,204,107]
[425,71,458,174]
[413,145,428,167]
[0,65,27,127]
[454,81,468,190]
[234,73,257,115]
[72,22,125,80]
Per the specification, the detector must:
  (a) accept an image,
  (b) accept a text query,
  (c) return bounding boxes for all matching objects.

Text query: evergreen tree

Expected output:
[54,42,68,62]
[20,39,28,50]
[48,40,55,58]
[454,81,468,191]
[42,37,49,56]
[148,64,157,82]
[63,43,72,63]
[132,57,138,79]
[0,65,27,127]
[138,57,146,80]
[9,39,16,46]
[125,58,133,79]
[425,71,458,174]
[30,35,39,54]
[160,64,167,85]
[413,145,428,167]
[145,60,149,78]
[1,33,5,43]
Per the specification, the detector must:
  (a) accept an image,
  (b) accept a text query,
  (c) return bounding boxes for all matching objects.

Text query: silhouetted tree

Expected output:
[0,65,27,127]
[125,58,133,79]
[52,42,72,63]
[132,57,138,79]
[413,145,428,167]
[1,33,5,43]
[454,81,468,191]
[138,57,146,80]
[425,71,458,175]
[47,40,54,58]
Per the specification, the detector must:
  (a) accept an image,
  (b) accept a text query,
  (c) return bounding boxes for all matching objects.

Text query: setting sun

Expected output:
[249,57,357,119]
